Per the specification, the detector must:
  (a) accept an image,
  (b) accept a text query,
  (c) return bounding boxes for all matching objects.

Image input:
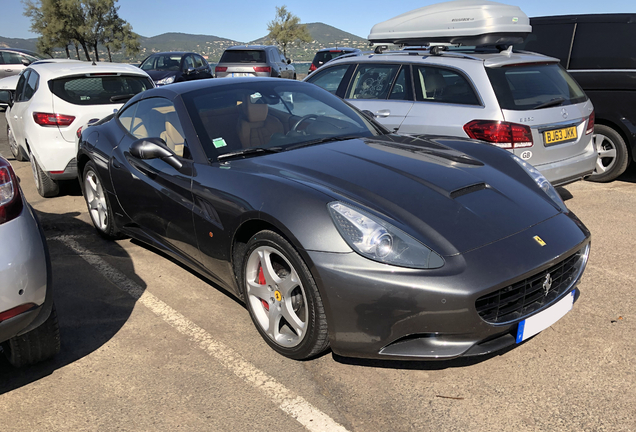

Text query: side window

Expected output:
[519,23,575,68]
[306,64,351,95]
[184,55,195,71]
[14,70,29,102]
[570,22,636,69]
[194,55,204,68]
[2,52,22,65]
[413,66,480,106]
[346,64,400,100]
[129,98,189,159]
[117,102,139,134]
[388,66,413,101]
[22,70,39,101]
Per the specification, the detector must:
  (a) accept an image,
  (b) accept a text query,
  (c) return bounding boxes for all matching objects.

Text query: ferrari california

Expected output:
[77,77,590,361]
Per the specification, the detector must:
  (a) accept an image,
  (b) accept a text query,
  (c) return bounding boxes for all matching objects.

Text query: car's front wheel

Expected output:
[588,124,630,182]
[3,303,61,367]
[240,230,329,360]
[7,125,27,162]
[83,161,122,239]
[30,153,59,197]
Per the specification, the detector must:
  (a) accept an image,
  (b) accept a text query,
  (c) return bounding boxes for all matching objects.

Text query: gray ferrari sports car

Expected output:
[77,78,590,361]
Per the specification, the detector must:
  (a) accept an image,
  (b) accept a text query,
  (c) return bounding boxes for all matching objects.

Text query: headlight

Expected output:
[328,202,444,269]
[510,154,567,212]
[157,75,175,85]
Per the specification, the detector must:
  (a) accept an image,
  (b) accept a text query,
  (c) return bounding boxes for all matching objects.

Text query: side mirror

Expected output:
[130,137,183,170]
[287,59,292,65]
[21,57,31,66]
[186,67,195,75]
[0,90,13,108]
[361,110,376,119]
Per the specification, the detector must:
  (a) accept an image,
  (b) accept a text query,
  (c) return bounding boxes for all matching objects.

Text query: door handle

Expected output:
[4,69,13,72]
[112,158,121,169]
[375,109,391,118]
[13,115,18,119]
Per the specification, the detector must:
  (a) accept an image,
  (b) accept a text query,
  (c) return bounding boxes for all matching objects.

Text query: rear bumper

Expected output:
[534,144,597,186]
[48,158,78,180]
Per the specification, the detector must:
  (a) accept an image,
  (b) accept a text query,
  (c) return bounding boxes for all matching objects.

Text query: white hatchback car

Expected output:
[1,60,154,197]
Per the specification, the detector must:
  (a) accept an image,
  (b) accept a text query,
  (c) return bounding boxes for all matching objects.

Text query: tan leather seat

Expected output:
[160,112,185,156]
[237,100,284,148]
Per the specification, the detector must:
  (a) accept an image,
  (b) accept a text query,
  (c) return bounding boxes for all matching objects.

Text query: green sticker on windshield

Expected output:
[213,137,227,148]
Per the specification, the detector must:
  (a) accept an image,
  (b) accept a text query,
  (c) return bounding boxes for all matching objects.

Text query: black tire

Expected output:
[7,125,28,162]
[239,230,329,360]
[587,124,630,183]
[4,303,61,367]
[30,153,59,197]
[82,161,123,240]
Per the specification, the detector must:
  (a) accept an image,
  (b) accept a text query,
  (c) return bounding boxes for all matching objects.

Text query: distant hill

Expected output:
[0,22,370,63]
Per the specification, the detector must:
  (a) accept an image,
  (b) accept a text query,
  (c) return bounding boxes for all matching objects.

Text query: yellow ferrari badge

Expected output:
[274,291,282,302]
[533,236,547,247]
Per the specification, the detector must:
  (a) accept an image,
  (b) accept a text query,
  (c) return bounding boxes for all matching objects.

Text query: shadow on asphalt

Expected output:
[0,209,147,394]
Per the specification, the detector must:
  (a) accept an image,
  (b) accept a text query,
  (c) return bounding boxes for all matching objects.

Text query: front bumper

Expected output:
[307,212,590,360]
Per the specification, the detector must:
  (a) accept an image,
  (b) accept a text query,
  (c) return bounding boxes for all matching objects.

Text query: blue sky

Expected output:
[3,0,634,42]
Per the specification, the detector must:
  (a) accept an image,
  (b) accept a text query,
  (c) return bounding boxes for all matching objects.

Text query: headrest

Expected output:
[242,100,268,122]
[425,73,445,93]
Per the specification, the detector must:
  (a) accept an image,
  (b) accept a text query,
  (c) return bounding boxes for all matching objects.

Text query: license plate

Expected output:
[231,73,251,77]
[516,291,574,343]
[543,126,577,145]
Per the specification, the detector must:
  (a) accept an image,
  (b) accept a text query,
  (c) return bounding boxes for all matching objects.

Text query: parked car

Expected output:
[139,51,213,86]
[0,74,19,109]
[0,48,46,79]
[77,77,590,361]
[308,47,362,74]
[215,45,295,79]
[0,155,60,367]
[0,60,154,197]
[516,14,636,182]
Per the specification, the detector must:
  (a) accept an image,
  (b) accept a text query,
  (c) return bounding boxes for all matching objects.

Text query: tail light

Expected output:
[215,66,227,73]
[76,126,83,138]
[33,112,75,127]
[0,303,37,323]
[309,63,317,72]
[464,120,533,149]
[0,160,24,225]
[586,111,595,135]
[253,66,271,73]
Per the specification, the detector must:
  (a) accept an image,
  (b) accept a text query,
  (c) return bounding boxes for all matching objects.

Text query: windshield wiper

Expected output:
[216,147,282,162]
[286,135,364,151]
[110,94,136,103]
[533,97,565,110]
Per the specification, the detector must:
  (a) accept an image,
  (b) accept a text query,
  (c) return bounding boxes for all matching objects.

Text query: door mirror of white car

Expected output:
[130,137,183,170]
[21,57,30,66]
[0,90,13,107]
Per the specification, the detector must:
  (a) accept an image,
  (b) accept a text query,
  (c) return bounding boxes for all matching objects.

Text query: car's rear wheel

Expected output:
[83,161,122,239]
[588,124,629,182]
[3,303,61,368]
[30,153,59,197]
[7,125,27,161]
[240,230,329,360]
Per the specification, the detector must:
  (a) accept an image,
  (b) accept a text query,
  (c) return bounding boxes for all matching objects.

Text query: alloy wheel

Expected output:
[593,133,617,175]
[84,169,109,231]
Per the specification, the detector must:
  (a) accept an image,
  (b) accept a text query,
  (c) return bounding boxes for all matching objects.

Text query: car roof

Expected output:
[325,49,559,68]
[146,52,190,57]
[0,48,43,57]
[28,61,151,79]
[226,45,272,51]
[531,13,636,24]
[317,47,361,52]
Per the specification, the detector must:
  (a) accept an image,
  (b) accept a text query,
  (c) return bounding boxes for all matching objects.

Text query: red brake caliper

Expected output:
[258,264,269,312]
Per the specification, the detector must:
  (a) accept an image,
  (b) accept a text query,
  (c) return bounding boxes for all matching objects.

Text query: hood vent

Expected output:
[450,182,488,199]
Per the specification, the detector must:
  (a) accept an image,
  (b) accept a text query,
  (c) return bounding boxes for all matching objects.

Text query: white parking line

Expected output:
[53,235,349,432]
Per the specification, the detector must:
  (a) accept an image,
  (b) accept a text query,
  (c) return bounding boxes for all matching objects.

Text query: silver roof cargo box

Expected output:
[368,0,531,46]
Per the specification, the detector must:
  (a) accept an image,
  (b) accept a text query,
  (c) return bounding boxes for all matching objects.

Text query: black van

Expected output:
[518,14,636,182]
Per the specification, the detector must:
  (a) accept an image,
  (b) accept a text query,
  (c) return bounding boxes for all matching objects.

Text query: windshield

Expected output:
[486,63,587,111]
[182,81,384,161]
[219,50,267,63]
[140,54,183,71]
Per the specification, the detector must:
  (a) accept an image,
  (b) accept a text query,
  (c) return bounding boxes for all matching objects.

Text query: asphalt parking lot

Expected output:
[0,112,634,432]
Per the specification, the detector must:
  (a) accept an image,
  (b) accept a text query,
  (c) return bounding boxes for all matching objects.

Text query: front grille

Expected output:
[476,247,586,324]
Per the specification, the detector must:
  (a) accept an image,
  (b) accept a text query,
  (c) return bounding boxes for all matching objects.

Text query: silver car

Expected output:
[305,48,597,186]
[215,45,296,80]
[0,48,46,79]
[0,155,60,367]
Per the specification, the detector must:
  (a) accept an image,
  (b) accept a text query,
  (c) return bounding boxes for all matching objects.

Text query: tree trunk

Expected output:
[64,45,70,59]
[107,45,112,62]
[93,43,99,62]
[74,43,81,60]
[80,41,92,62]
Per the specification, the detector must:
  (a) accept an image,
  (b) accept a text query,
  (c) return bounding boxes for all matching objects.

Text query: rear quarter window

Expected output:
[49,75,154,105]
[486,64,587,110]
[219,50,266,63]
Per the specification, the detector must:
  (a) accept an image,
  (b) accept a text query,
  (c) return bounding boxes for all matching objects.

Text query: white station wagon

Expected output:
[1,60,154,197]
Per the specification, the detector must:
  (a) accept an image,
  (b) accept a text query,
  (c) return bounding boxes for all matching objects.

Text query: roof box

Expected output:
[368,0,531,46]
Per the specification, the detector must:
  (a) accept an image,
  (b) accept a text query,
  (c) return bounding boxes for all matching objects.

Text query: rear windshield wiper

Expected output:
[533,97,565,110]
[110,94,136,103]
[216,147,282,162]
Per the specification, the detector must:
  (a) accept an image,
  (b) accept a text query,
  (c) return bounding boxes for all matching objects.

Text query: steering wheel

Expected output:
[291,114,319,133]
